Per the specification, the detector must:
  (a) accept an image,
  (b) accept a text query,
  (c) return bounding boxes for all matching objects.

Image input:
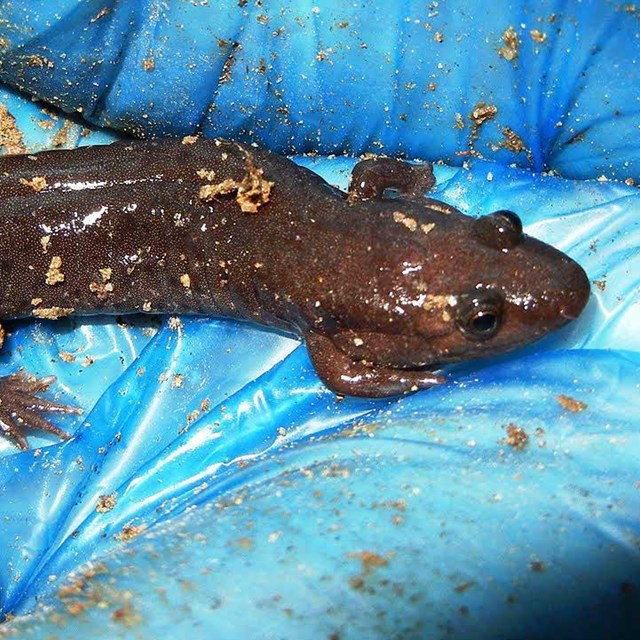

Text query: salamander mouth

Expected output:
[559,308,580,320]
[385,361,442,373]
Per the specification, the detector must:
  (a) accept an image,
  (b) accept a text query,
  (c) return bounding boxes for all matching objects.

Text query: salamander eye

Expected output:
[455,289,504,341]
[474,210,524,250]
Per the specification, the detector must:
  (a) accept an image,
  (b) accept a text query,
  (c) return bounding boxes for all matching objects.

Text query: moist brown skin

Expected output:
[0,138,591,449]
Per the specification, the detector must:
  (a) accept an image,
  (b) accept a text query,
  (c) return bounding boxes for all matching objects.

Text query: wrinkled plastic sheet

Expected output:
[0,1,638,638]
[0,1,638,179]
[5,347,640,639]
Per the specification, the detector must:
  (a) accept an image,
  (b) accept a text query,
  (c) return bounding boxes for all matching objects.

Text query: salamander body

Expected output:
[0,138,590,448]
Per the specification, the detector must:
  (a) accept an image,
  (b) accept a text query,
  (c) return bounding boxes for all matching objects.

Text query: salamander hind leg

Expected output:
[0,373,82,450]
[348,157,436,202]
[305,331,445,398]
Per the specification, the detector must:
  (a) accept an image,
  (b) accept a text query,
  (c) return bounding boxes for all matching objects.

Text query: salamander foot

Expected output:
[0,373,82,450]
[348,157,436,202]
[305,330,445,397]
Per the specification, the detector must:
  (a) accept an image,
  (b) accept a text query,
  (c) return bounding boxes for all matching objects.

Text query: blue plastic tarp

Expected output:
[0,2,638,638]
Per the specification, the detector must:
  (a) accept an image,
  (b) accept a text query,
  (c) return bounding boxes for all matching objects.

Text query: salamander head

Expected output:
[330,207,590,371]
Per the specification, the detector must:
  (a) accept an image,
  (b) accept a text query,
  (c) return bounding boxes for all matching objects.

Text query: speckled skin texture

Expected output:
[0,138,590,448]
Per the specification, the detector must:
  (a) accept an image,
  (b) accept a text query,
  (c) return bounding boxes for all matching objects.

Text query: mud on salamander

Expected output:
[0,137,590,449]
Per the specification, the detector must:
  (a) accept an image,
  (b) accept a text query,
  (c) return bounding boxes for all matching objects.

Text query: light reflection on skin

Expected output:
[52,180,109,191]
[39,205,109,235]
[38,202,141,237]
[396,291,458,310]
[50,175,165,192]
[401,261,422,275]
[81,207,107,227]
[506,292,536,310]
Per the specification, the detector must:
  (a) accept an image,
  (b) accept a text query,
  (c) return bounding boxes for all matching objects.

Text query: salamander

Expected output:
[0,138,590,449]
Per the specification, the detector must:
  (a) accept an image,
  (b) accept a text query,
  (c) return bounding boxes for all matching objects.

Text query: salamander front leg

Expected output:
[305,330,445,398]
[348,157,436,202]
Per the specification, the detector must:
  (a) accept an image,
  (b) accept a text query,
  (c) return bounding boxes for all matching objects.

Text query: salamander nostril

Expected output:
[564,280,591,319]
[561,258,591,320]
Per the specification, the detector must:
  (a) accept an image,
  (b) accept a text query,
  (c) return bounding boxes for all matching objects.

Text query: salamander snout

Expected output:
[414,232,591,363]
[472,209,590,324]
[500,241,591,342]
